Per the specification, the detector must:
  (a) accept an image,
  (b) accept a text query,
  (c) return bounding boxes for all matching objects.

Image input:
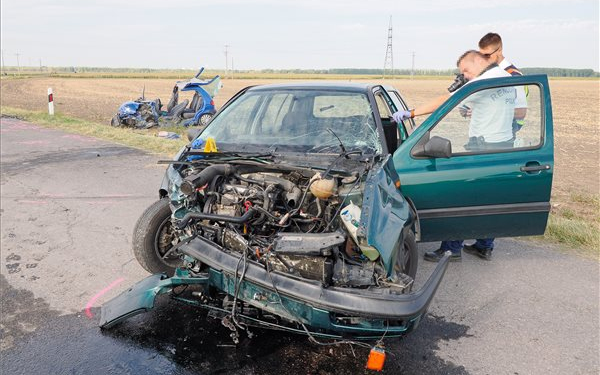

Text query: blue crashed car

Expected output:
[110,68,221,128]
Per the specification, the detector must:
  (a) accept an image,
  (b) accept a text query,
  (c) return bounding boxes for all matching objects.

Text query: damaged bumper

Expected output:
[101,237,450,336]
[99,270,209,329]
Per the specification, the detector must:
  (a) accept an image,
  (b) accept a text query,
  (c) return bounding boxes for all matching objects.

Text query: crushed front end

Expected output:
[101,152,451,339]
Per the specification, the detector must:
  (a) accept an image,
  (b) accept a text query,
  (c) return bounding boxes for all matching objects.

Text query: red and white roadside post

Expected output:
[48,88,54,115]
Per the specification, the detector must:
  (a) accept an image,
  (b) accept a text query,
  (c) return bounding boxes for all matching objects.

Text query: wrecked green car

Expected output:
[101,76,554,343]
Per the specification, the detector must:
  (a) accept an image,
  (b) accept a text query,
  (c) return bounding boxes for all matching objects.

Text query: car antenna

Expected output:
[327,128,348,156]
[141,85,145,100]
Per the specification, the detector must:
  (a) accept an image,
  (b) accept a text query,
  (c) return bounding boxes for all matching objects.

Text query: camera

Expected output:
[447,73,468,93]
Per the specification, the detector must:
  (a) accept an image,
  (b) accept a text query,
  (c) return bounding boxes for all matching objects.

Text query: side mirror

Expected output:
[413,136,452,158]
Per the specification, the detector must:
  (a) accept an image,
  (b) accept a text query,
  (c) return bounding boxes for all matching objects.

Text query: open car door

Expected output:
[393,75,553,242]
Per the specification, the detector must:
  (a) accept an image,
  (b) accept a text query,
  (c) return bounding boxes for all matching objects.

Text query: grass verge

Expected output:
[1,106,187,157]
[2,106,598,259]
[539,194,600,259]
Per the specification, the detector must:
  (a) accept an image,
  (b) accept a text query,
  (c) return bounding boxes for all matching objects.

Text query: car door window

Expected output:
[429,84,542,154]
[374,94,392,119]
[389,90,417,135]
[373,90,404,154]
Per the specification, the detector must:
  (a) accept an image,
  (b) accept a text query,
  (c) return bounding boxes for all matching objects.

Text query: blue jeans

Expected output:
[440,239,495,254]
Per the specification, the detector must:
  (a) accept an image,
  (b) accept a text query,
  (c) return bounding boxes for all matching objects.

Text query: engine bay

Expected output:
[167,161,413,292]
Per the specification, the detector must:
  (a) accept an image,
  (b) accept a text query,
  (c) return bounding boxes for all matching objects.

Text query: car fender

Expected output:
[358,155,414,275]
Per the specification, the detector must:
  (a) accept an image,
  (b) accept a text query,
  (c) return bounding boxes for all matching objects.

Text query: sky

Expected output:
[1,0,598,71]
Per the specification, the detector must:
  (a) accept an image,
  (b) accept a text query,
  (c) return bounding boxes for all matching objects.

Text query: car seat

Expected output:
[166,85,179,113]
[181,92,204,119]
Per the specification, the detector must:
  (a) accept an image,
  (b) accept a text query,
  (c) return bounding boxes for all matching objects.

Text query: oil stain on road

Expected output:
[1,274,470,374]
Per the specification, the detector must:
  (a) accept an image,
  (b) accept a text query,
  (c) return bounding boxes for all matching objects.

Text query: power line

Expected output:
[383,16,394,79]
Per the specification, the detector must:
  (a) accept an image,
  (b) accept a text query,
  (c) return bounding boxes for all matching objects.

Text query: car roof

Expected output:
[247,81,375,93]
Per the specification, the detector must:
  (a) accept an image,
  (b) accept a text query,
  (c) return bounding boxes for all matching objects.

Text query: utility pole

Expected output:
[1,49,5,76]
[231,57,234,80]
[39,58,43,72]
[15,52,21,75]
[224,44,229,79]
[382,16,394,79]
[411,51,415,79]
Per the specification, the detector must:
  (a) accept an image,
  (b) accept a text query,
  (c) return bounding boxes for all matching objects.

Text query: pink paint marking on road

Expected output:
[61,134,98,143]
[39,194,67,198]
[16,140,51,145]
[85,277,126,318]
[85,201,116,205]
[102,194,135,198]
[6,123,41,131]
[17,200,49,204]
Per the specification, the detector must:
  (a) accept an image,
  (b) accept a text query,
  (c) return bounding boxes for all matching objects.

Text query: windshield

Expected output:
[199,89,382,154]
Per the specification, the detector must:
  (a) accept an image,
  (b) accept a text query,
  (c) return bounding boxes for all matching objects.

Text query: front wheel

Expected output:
[394,229,418,279]
[132,198,183,274]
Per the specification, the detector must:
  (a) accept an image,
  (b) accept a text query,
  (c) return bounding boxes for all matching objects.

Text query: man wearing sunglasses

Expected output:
[479,32,528,135]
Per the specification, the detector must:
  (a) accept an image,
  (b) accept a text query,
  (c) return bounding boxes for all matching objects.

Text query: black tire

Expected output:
[110,115,121,127]
[199,113,213,126]
[132,198,182,274]
[395,229,418,279]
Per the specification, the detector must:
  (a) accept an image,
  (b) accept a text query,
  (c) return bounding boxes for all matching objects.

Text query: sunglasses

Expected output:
[482,46,500,58]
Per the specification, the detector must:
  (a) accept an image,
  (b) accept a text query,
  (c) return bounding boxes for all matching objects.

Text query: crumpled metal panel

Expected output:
[357,155,412,275]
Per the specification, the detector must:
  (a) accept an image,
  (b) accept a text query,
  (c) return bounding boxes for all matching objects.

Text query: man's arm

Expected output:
[413,94,451,117]
[392,94,450,123]
[514,108,527,120]
[514,85,528,120]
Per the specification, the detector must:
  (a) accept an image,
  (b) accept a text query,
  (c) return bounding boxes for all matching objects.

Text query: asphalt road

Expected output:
[1,117,598,375]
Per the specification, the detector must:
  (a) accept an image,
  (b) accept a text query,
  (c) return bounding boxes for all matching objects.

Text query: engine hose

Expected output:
[254,185,274,225]
[180,164,236,195]
[177,207,256,229]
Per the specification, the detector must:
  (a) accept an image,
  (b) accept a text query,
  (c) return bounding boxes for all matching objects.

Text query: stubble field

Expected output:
[1,76,599,245]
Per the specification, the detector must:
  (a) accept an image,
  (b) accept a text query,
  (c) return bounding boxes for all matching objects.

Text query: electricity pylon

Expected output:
[383,16,394,79]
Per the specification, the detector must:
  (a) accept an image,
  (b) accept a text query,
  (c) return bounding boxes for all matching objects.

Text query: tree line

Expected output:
[2,66,598,77]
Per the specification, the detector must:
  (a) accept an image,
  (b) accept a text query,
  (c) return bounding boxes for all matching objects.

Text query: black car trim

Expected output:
[417,202,550,219]
[179,236,451,319]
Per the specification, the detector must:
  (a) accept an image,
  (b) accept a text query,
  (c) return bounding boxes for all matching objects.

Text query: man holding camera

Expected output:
[392,50,516,261]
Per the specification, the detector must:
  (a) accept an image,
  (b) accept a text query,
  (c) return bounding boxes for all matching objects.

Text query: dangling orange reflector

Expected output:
[395,179,401,189]
[366,346,386,371]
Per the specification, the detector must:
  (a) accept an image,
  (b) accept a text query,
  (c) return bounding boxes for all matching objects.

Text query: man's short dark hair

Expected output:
[456,50,486,67]
[479,33,502,49]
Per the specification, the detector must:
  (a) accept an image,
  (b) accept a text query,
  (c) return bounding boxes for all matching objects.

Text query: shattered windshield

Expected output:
[199,89,382,154]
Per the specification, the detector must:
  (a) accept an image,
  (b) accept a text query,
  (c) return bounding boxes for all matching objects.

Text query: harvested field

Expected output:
[1,76,598,215]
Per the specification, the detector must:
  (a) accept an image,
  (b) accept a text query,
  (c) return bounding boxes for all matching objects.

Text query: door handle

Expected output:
[520,164,551,173]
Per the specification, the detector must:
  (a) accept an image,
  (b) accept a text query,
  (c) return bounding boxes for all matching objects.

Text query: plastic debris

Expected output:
[157,131,181,139]
[365,345,386,371]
